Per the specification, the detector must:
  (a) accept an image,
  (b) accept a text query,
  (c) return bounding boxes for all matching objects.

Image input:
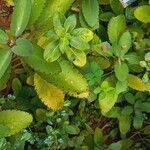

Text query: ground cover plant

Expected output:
[0,0,150,149]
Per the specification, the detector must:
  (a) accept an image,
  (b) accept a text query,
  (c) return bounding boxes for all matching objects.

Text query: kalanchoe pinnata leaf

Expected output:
[34,73,64,110]
[0,66,11,91]
[72,28,93,42]
[70,36,90,51]
[99,12,115,22]
[39,58,89,96]
[134,5,150,23]
[53,13,65,36]
[110,0,124,15]
[28,0,47,26]
[22,44,61,74]
[44,41,61,62]
[0,48,12,80]
[64,14,77,32]
[11,38,33,56]
[10,0,32,37]
[0,29,9,44]
[66,48,87,67]
[0,110,33,136]
[108,15,126,44]
[125,52,139,65]
[0,124,10,138]
[81,0,99,27]
[99,89,118,114]
[119,31,132,55]
[114,62,129,82]
[128,74,147,91]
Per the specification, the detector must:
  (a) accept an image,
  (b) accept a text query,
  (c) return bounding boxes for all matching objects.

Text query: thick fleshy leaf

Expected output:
[34,73,64,110]
[70,36,89,51]
[44,41,61,62]
[0,29,9,44]
[114,62,129,82]
[99,89,118,114]
[10,0,32,37]
[28,0,47,26]
[128,74,147,91]
[81,0,99,27]
[119,31,132,55]
[22,44,61,74]
[11,38,33,56]
[72,28,93,42]
[134,5,150,23]
[0,48,12,79]
[64,15,76,32]
[66,48,86,67]
[108,15,126,44]
[0,110,33,135]
[0,124,10,138]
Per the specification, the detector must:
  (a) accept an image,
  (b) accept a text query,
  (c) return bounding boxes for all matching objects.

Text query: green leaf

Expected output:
[104,107,121,118]
[53,13,64,36]
[10,0,32,37]
[11,38,33,56]
[72,28,93,42]
[22,44,61,74]
[133,111,144,129]
[110,0,124,15]
[99,89,118,114]
[66,48,87,67]
[125,93,135,104]
[0,29,9,44]
[65,125,80,135]
[144,125,150,135]
[81,0,99,27]
[114,62,129,82]
[12,78,22,96]
[119,115,131,135]
[94,128,103,146]
[119,31,132,55]
[99,12,115,22]
[44,41,61,62]
[64,15,76,32]
[121,106,133,116]
[0,110,33,136]
[125,52,139,65]
[140,102,150,113]
[0,124,10,138]
[28,0,47,26]
[0,48,12,79]
[107,141,122,150]
[70,36,89,51]
[116,80,128,94]
[0,66,11,91]
[134,5,150,23]
[108,15,126,44]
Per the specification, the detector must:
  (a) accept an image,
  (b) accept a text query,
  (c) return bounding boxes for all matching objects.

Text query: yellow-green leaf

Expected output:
[128,74,147,91]
[0,110,32,136]
[34,73,64,110]
[134,5,150,23]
